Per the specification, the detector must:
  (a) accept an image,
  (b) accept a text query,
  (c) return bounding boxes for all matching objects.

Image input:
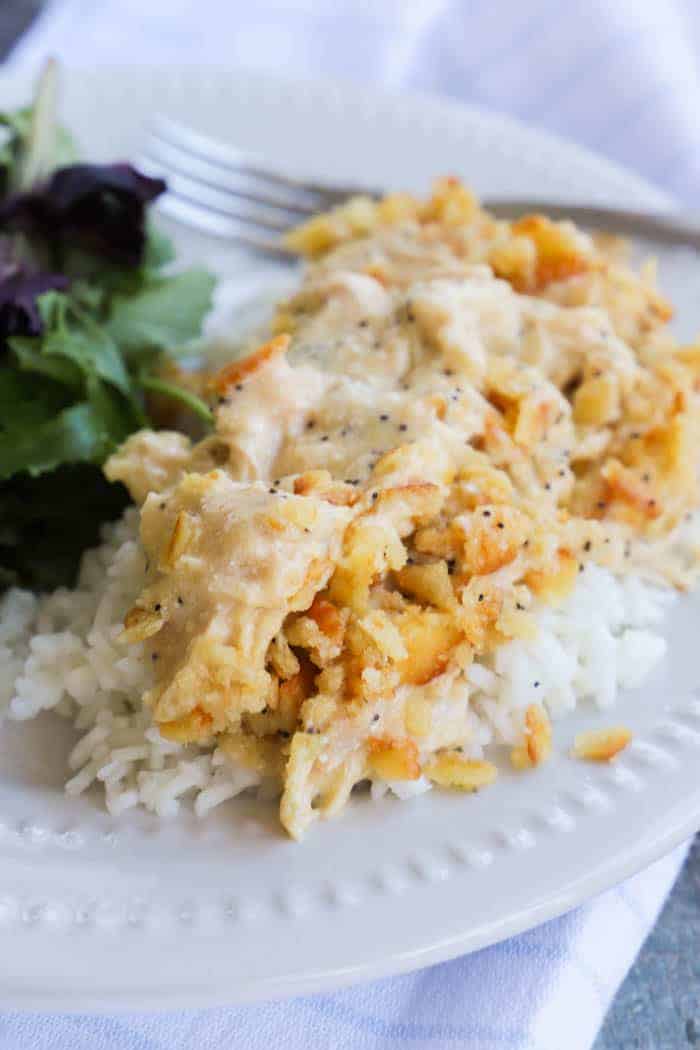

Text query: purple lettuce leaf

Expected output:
[0,163,167,268]
[0,263,69,342]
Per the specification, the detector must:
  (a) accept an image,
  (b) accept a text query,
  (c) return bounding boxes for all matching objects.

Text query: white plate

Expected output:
[1,65,700,1013]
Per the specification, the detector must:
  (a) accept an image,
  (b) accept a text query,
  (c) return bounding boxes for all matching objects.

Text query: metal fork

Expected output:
[138,115,700,258]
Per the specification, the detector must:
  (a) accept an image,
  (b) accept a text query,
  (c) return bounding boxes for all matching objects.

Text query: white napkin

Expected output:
[5,2,695,1047]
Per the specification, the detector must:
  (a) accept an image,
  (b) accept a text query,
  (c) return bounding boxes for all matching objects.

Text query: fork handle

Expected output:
[483,200,700,250]
[291,192,700,251]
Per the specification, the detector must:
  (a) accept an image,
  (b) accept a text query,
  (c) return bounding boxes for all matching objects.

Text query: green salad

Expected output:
[0,62,216,590]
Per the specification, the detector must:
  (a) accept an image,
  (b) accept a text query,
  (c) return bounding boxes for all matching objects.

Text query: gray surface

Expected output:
[594,838,699,1050]
[0,0,43,58]
[0,2,697,1046]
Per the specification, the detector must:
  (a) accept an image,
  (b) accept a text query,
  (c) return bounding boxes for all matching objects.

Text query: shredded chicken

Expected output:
[107,180,700,837]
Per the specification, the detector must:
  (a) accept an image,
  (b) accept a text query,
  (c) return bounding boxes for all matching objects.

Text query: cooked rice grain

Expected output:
[2,512,262,819]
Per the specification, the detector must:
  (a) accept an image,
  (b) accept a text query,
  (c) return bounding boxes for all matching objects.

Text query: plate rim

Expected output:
[0,806,695,1015]
[0,62,675,210]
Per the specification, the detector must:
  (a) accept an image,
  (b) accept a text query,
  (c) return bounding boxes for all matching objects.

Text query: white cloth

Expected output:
[10,0,700,204]
[5,2,696,1047]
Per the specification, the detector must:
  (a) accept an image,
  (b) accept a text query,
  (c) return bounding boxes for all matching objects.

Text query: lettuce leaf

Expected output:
[106,268,216,358]
[0,465,129,591]
[0,400,116,479]
[0,65,217,588]
[0,163,167,268]
[0,268,69,339]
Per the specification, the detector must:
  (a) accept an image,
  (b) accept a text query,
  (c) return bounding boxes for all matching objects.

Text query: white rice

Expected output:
[1,511,265,819]
[0,510,677,819]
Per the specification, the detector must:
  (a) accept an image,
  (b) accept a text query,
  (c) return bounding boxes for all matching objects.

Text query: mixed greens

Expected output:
[0,63,216,589]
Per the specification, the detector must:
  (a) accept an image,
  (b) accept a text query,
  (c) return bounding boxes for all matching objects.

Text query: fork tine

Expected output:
[152,115,342,208]
[155,190,298,260]
[137,153,308,232]
[141,115,382,249]
[145,129,320,216]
